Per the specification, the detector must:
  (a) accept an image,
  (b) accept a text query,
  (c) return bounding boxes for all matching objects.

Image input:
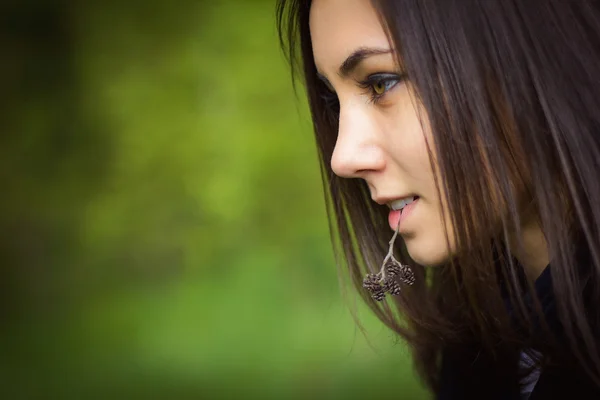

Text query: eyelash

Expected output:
[321,90,339,115]
[358,73,404,104]
[320,73,405,114]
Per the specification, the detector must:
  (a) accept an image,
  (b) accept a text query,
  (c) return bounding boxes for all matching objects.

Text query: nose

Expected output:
[330,104,385,178]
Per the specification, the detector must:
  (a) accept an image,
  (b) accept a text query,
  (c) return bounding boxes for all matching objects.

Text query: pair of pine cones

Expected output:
[362,260,415,302]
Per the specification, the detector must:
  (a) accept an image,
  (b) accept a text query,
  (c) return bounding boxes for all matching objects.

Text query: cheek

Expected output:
[415,132,459,266]
[403,199,457,267]
[385,97,432,174]
[380,89,459,266]
[394,106,459,266]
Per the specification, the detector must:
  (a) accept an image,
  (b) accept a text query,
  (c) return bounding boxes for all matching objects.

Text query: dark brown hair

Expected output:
[277,0,600,392]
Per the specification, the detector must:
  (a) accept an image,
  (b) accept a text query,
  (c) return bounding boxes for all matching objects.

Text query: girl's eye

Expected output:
[359,73,406,103]
[372,79,397,95]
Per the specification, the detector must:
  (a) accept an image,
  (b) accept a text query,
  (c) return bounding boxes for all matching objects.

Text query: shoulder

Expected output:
[437,345,520,399]
[529,363,600,399]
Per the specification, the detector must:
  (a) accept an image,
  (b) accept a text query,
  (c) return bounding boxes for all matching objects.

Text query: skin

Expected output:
[309,0,549,276]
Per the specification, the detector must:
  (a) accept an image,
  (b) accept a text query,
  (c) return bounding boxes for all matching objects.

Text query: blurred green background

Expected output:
[0,1,427,398]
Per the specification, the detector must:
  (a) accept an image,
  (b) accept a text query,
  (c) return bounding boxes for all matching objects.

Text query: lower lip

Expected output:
[388,198,420,231]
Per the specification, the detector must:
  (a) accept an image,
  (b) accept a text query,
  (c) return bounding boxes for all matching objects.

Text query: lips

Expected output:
[388,196,420,231]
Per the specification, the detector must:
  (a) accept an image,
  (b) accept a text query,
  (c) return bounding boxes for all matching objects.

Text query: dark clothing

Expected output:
[437,250,600,399]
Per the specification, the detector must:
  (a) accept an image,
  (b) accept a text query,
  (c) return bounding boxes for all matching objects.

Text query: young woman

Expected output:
[277,0,600,398]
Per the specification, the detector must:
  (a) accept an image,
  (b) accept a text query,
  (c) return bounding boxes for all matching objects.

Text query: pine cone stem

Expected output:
[381,218,401,280]
[362,216,415,301]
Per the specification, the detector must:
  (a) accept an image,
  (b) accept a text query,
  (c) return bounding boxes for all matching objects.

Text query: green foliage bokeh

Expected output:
[0,1,428,398]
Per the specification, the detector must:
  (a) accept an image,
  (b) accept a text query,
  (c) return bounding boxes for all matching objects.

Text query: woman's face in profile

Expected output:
[309,0,457,266]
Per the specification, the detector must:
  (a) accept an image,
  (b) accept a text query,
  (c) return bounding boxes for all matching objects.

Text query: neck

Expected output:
[508,217,549,281]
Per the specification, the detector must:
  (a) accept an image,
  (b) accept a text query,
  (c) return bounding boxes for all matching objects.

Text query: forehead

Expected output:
[309,0,390,72]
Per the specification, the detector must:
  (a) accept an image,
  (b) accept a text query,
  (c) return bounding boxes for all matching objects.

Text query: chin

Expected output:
[405,237,452,267]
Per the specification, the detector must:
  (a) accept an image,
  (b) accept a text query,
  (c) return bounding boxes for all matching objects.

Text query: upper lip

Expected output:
[372,194,418,207]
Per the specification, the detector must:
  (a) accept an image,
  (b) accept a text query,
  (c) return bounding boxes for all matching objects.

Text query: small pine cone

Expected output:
[383,278,402,296]
[398,264,416,286]
[362,272,382,290]
[371,287,386,302]
[363,272,386,301]
[384,260,402,277]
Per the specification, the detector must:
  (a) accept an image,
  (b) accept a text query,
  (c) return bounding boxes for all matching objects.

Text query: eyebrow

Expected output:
[338,46,392,77]
[316,46,393,87]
